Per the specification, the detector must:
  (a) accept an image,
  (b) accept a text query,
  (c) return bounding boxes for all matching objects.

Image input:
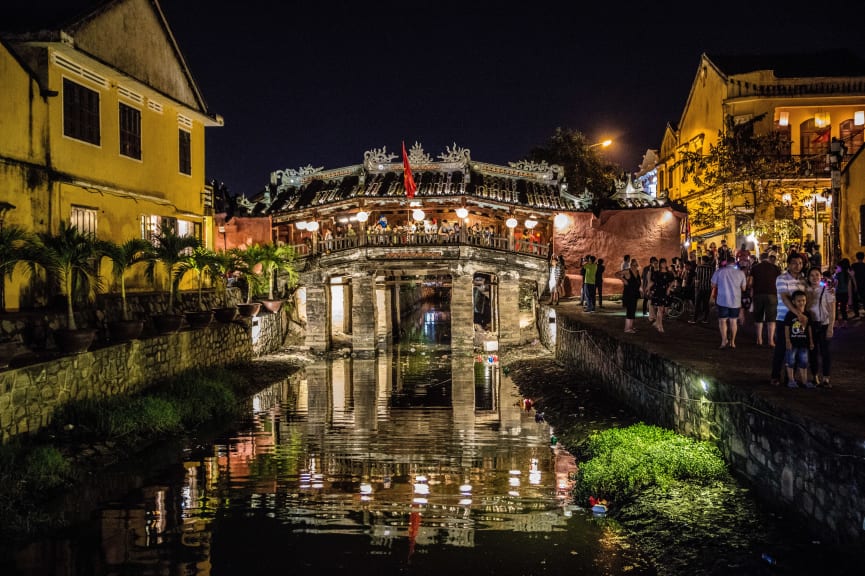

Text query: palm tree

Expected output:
[209,249,240,308]
[34,222,102,332]
[0,224,38,313]
[145,225,200,315]
[230,244,268,304]
[175,247,217,311]
[255,243,299,301]
[99,238,153,322]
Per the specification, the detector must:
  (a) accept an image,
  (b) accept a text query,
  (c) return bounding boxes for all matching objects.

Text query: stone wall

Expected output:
[553,312,865,546]
[0,296,293,443]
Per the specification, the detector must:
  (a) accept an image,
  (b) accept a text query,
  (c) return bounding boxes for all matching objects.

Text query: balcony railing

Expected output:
[288,230,549,260]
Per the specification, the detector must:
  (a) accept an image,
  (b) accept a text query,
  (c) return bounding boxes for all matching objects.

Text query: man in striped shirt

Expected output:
[770,254,806,386]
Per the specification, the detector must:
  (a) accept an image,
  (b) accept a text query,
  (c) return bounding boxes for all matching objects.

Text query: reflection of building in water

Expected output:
[472,274,492,329]
[183,353,569,551]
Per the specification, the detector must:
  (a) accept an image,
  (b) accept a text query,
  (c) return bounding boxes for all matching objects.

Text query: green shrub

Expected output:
[574,422,727,506]
[21,445,71,490]
[155,367,239,425]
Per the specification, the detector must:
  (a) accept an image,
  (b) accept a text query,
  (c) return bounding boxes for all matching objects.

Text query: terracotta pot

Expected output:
[237,302,262,318]
[151,313,184,334]
[258,299,283,314]
[54,328,97,355]
[184,310,214,329]
[108,319,144,343]
[213,306,239,323]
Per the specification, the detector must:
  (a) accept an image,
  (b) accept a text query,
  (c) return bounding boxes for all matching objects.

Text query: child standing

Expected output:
[784,289,815,388]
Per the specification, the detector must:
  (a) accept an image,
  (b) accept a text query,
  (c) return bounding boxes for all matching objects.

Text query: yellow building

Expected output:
[658,50,865,263]
[0,0,222,311]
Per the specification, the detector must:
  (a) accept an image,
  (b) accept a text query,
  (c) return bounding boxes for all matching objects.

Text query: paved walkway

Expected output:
[553,298,865,440]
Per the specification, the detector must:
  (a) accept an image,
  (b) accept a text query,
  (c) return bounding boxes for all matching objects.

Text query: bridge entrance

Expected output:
[296,244,546,354]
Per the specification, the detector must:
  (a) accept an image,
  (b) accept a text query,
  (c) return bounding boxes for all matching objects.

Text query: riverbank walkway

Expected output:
[551,297,865,440]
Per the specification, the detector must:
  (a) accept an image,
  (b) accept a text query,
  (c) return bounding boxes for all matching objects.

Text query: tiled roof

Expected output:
[236,144,663,217]
[706,49,865,78]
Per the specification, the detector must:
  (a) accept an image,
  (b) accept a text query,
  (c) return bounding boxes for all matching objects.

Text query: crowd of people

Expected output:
[559,241,865,391]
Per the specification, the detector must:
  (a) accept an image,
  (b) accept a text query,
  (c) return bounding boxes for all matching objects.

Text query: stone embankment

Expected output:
[545,302,865,546]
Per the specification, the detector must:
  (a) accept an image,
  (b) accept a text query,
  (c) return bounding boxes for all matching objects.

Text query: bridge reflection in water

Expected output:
[174,352,650,573]
[11,311,651,575]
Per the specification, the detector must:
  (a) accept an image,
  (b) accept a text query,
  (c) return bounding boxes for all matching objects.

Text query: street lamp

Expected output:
[588,139,613,150]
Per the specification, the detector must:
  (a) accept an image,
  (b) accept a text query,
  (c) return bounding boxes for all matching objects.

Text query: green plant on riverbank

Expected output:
[573,422,727,506]
[0,366,243,547]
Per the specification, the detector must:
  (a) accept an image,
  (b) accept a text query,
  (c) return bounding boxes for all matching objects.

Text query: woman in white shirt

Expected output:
[806,266,835,388]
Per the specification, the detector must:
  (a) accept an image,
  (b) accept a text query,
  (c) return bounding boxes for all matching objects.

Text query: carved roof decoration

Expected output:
[609,175,666,208]
[244,143,665,218]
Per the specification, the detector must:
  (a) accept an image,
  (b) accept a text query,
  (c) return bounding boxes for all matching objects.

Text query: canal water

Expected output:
[7,304,864,574]
[7,304,655,575]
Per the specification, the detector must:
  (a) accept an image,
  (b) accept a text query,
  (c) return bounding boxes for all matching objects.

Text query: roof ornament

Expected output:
[609,175,664,207]
[438,143,471,163]
[271,165,323,189]
[560,187,594,211]
[407,141,433,164]
[508,159,551,173]
[236,195,258,214]
[364,146,398,170]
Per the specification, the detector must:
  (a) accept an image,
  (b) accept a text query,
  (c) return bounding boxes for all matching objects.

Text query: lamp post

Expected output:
[588,139,613,150]
[505,217,518,251]
[356,210,369,246]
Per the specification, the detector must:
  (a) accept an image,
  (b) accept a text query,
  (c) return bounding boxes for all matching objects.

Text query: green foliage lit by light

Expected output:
[676,113,814,241]
[573,423,727,506]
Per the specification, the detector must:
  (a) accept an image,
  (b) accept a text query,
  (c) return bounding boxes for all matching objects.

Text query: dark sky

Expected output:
[96,2,865,195]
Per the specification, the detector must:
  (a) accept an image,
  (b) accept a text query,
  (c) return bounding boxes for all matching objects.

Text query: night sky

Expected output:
[12,1,865,196]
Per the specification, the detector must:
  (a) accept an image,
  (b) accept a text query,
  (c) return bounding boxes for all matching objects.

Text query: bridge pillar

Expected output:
[305,284,331,352]
[351,272,377,354]
[498,275,521,348]
[451,272,475,349]
[375,283,393,347]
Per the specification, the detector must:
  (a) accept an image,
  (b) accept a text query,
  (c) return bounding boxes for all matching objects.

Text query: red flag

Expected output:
[402,141,417,199]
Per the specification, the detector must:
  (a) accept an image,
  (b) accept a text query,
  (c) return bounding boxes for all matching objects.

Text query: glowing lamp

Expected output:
[455,207,469,219]
[412,209,425,221]
[295,221,307,230]
[553,213,570,230]
[356,211,369,223]
[505,217,518,229]
[524,218,538,229]
[306,221,320,232]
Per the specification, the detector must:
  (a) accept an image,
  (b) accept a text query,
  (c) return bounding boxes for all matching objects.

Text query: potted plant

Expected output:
[230,245,267,317]
[175,246,216,329]
[145,225,201,334]
[209,250,240,322]
[245,243,299,313]
[100,237,153,342]
[34,222,102,354]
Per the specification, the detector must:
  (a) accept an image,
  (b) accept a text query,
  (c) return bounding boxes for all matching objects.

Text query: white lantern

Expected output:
[412,209,425,221]
[524,218,538,229]
[295,221,308,230]
[356,211,369,223]
[307,221,320,232]
[505,217,518,229]
[455,207,469,219]
[553,213,570,230]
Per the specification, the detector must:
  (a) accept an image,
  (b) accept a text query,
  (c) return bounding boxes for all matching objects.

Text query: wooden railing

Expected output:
[289,231,549,260]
